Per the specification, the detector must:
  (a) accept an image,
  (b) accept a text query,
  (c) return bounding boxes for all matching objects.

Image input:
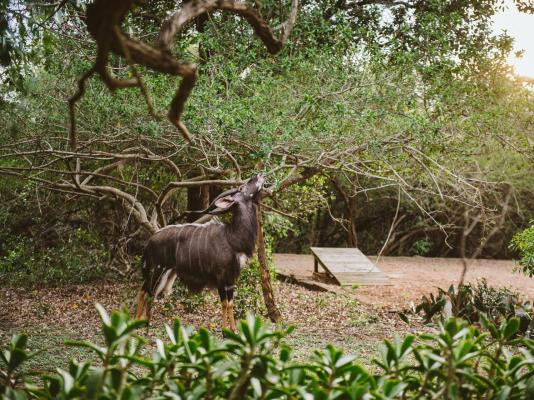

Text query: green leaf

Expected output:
[8,349,28,371]
[65,340,106,359]
[85,367,105,399]
[279,345,291,363]
[398,312,410,324]
[400,335,415,357]
[12,334,28,350]
[525,376,534,400]
[57,368,74,394]
[95,303,111,325]
[503,318,520,339]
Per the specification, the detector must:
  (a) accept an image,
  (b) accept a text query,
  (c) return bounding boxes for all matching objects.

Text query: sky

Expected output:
[493,0,534,77]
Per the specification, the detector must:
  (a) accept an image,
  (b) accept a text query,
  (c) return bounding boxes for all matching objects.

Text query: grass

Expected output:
[1,329,100,376]
[1,318,386,375]
[284,330,382,367]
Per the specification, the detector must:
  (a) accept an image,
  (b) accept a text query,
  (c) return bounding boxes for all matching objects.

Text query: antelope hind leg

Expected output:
[162,270,177,297]
[228,301,236,331]
[218,286,229,336]
[135,287,146,320]
[221,299,229,337]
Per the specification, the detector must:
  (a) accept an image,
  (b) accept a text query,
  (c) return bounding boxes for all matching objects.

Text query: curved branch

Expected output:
[70,0,299,143]
[156,178,244,210]
[159,0,299,53]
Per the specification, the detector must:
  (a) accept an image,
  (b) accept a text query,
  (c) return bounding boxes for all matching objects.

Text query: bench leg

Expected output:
[314,257,318,273]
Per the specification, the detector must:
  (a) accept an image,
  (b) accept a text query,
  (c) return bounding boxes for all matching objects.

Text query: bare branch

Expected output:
[69,0,298,143]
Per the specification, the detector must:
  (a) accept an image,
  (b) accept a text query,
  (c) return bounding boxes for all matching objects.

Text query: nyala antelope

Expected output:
[135,174,264,333]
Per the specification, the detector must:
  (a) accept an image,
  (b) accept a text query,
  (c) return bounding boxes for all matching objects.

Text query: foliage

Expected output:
[0,177,133,287]
[510,222,534,277]
[403,279,533,338]
[0,228,109,287]
[409,238,433,256]
[0,0,533,283]
[233,257,266,319]
[2,306,534,399]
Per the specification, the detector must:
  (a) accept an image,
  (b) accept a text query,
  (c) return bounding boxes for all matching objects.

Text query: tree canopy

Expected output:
[0,0,533,283]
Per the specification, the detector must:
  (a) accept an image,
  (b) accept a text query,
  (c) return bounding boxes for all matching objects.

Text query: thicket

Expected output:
[1,0,533,288]
[2,306,534,399]
[510,222,534,277]
[401,279,534,338]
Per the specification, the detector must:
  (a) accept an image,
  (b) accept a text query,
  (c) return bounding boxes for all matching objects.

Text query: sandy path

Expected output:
[273,254,534,309]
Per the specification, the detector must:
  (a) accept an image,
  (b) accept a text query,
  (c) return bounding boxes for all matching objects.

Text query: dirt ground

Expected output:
[0,280,407,369]
[1,255,532,371]
[274,254,534,308]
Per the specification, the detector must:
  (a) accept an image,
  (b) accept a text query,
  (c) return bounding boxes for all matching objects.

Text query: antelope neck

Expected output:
[225,202,258,257]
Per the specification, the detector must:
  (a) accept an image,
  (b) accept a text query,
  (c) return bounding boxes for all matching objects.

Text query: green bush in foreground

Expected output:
[2,306,534,399]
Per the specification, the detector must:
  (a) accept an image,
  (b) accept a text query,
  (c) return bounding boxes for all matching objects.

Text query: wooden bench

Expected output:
[310,247,390,286]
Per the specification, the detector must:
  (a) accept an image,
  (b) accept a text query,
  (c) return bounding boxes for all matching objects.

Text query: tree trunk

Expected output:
[256,202,281,322]
[186,185,210,222]
[331,177,358,247]
[347,197,358,247]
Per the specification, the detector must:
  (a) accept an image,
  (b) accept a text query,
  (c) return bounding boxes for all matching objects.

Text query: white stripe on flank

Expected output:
[203,223,211,272]
[198,223,209,270]
[197,224,203,268]
[187,226,200,268]
[154,269,172,297]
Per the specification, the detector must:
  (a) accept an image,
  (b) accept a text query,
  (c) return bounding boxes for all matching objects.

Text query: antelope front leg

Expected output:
[227,287,236,332]
[145,295,154,326]
[218,287,229,336]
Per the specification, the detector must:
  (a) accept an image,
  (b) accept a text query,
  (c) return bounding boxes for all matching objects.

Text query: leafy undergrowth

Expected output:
[2,305,534,399]
[510,222,534,277]
[401,279,534,338]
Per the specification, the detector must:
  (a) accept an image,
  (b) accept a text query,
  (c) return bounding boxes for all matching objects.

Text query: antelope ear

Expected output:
[209,195,236,214]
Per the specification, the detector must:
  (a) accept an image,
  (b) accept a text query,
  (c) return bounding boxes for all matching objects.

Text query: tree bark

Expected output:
[186,185,210,222]
[331,177,358,247]
[256,202,281,322]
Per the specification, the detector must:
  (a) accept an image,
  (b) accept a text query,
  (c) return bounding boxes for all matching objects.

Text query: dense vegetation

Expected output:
[1,2,533,397]
[510,222,534,277]
[2,306,534,399]
[402,278,533,337]
[0,0,534,283]
[1,1,532,288]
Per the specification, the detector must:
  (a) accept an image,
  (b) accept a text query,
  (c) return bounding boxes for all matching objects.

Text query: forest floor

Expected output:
[1,256,531,373]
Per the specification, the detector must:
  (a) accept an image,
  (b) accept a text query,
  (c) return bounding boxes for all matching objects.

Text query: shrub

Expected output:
[2,306,534,399]
[403,279,533,338]
[510,222,534,277]
[0,229,109,287]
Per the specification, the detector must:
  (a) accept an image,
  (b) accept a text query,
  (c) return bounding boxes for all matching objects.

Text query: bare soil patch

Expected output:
[274,254,534,309]
[0,279,412,370]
